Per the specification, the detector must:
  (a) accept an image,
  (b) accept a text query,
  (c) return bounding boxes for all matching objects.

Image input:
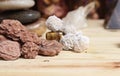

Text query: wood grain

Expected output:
[0,20,120,76]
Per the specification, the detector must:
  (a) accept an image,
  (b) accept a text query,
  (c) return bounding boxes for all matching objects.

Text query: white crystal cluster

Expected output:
[63,2,95,29]
[46,15,63,31]
[46,15,89,53]
[60,32,89,53]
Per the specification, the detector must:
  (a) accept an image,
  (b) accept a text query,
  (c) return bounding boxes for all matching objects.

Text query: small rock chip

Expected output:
[39,39,63,56]
[0,40,21,60]
[21,42,39,59]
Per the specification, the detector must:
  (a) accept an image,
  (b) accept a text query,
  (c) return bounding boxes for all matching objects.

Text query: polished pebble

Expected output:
[26,18,47,37]
[0,10,41,24]
[0,0,35,11]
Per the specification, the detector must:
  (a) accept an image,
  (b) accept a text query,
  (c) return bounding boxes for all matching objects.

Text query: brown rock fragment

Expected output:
[39,39,63,56]
[0,19,27,41]
[21,42,39,59]
[20,31,40,44]
[0,19,40,44]
[0,40,21,60]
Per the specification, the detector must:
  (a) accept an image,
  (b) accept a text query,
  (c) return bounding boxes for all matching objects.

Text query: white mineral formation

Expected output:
[46,15,77,34]
[46,15,90,53]
[46,15,90,52]
[46,15,63,31]
[46,2,94,53]
[61,24,77,34]
[60,33,89,53]
[0,0,35,11]
[62,2,95,29]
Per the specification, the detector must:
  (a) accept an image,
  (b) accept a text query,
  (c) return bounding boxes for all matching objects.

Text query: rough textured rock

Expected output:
[20,31,40,44]
[39,39,63,56]
[0,20,41,59]
[60,33,89,53]
[46,15,63,31]
[21,42,39,59]
[0,40,21,60]
[0,19,40,44]
[0,35,7,41]
[0,19,27,41]
[0,19,63,60]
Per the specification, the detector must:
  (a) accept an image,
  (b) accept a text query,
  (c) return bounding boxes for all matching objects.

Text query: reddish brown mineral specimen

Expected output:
[0,35,7,41]
[0,40,21,60]
[39,39,63,56]
[0,19,26,41]
[21,42,39,59]
[20,31,40,44]
[0,20,63,60]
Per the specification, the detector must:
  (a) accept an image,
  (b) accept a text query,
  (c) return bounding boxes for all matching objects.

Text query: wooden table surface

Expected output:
[0,20,120,76]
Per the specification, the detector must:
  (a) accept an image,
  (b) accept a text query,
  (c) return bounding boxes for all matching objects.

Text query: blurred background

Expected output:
[34,0,118,19]
[0,0,118,19]
[0,0,118,36]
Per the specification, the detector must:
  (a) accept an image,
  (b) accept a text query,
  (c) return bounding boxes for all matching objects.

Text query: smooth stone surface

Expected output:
[26,18,47,37]
[0,10,41,24]
[0,0,35,11]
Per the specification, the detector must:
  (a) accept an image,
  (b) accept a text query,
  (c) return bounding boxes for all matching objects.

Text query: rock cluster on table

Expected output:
[0,20,63,60]
[46,15,89,53]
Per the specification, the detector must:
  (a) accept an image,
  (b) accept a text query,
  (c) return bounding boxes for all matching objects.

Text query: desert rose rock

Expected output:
[21,42,39,59]
[0,40,21,60]
[39,39,63,56]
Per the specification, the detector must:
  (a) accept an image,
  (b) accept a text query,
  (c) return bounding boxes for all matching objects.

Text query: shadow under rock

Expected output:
[116,43,120,48]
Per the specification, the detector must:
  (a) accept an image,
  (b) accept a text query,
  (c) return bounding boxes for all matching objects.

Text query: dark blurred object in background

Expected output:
[103,0,118,26]
[37,0,68,18]
[105,0,120,29]
[97,0,118,19]
[1,0,117,20]
[36,0,118,19]
[36,0,99,19]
